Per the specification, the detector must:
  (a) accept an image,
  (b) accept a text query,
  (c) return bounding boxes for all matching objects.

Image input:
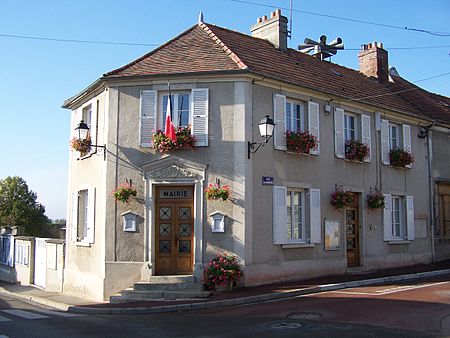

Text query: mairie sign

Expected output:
[159,189,192,199]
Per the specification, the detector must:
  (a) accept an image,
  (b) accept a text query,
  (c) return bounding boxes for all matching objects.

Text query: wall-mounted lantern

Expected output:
[248,115,275,159]
[75,120,107,160]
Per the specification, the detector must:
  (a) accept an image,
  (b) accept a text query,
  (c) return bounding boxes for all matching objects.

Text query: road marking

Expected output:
[0,315,12,323]
[37,309,84,318]
[0,310,49,320]
[332,281,449,296]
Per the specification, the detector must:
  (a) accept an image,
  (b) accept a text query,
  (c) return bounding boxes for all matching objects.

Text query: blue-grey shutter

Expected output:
[406,196,415,240]
[273,94,286,151]
[334,108,345,158]
[191,88,209,146]
[308,102,320,155]
[140,90,157,147]
[383,194,393,241]
[381,119,390,165]
[361,114,371,162]
[273,186,287,244]
[309,189,321,243]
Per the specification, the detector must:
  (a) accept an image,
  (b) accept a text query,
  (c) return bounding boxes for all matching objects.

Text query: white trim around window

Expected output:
[383,194,415,242]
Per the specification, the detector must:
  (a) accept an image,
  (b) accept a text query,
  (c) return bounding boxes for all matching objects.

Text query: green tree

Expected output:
[0,176,49,236]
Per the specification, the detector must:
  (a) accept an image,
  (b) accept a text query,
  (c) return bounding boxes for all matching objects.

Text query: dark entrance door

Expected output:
[346,193,360,267]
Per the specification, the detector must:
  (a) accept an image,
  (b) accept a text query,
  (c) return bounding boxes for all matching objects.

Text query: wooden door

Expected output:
[346,193,360,267]
[155,186,194,275]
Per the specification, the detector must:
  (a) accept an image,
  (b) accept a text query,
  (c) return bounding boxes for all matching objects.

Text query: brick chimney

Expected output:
[251,9,288,51]
[358,42,389,83]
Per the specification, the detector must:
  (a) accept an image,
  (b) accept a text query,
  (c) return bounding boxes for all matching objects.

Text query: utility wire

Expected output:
[229,0,450,37]
[350,72,450,101]
[0,32,449,51]
[0,33,158,47]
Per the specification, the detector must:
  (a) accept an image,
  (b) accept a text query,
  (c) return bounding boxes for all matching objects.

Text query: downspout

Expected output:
[426,129,435,262]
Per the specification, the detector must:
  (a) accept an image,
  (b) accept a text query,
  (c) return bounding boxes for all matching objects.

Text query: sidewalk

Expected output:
[1,259,449,314]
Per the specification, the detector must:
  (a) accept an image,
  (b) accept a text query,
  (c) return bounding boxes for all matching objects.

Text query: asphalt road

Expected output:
[0,275,448,337]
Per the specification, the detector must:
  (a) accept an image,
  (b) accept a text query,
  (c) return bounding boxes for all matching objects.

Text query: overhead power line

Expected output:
[228,0,450,37]
[0,33,158,47]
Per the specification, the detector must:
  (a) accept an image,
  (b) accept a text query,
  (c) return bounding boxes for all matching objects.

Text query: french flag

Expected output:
[164,91,177,142]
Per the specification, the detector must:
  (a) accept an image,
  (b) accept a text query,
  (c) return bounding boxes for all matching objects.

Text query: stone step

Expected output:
[110,290,212,303]
[143,275,195,284]
[134,281,204,292]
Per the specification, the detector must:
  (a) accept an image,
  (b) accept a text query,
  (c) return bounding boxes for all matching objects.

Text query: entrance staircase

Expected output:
[110,275,212,303]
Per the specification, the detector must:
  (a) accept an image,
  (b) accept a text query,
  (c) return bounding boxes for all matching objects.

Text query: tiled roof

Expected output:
[104,23,450,123]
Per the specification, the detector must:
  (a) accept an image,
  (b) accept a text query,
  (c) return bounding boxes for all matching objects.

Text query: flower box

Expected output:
[367,188,385,209]
[70,136,91,154]
[205,253,243,291]
[152,126,196,152]
[345,140,369,162]
[205,183,230,201]
[389,147,414,168]
[286,131,318,154]
[330,186,354,209]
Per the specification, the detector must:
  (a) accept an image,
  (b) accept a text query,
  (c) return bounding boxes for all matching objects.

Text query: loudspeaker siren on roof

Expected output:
[298,35,345,60]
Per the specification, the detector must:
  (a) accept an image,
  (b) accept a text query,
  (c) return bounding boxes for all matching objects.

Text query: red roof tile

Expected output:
[104,23,449,123]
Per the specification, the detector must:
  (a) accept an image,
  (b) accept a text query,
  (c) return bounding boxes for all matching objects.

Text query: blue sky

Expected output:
[0,0,448,220]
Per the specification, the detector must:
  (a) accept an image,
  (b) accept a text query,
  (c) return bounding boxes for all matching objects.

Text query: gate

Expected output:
[34,238,47,288]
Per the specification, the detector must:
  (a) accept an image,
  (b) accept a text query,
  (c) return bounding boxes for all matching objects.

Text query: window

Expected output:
[161,93,190,130]
[383,194,414,241]
[286,189,305,241]
[82,105,92,131]
[285,101,305,132]
[389,123,400,150]
[344,113,357,141]
[391,196,404,238]
[273,94,320,155]
[273,186,321,245]
[438,183,450,238]
[139,88,209,147]
[381,120,412,166]
[72,187,95,244]
[334,108,371,161]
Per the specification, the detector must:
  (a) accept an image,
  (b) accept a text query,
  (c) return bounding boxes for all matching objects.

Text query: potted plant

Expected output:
[113,181,137,203]
[330,185,354,209]
[152,126,196,152]
[205,253,243,291]
[70,136,91,154]
[205,182,231,201]
[345,139,369,162]
[367,188,385,209]
[286,130,318,154]
[389,147,414,168]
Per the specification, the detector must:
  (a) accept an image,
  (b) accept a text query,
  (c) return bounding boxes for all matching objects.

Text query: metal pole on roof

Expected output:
[289,0,293,40]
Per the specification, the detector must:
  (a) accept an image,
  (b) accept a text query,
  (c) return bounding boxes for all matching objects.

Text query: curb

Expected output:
[67,268,450,315]
[0,287,70,311]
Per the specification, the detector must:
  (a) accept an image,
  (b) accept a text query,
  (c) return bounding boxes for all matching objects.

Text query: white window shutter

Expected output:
[87,188,96,244]
[402,124,412,168]
[383,194,393,241]
[140,90,157,147]
[273,186,287,244]
[191,88,209,147]
[89,104,97,154]
[308,102,320,155]
[406,195,415,240]
[71,192,78,242]
[8,236,14,267]
[309,189,321,243]
[273,94,286,151]
[381,119,390,165]
[361,114,371,162]
[334,108,345,158]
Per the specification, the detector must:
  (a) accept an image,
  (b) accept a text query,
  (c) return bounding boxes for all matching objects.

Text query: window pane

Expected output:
[177,94,190,127]
[286,103,291,131]
[294,104,301,132]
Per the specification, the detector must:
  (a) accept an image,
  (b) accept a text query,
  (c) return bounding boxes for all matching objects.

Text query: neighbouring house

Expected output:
[62,9,450,301]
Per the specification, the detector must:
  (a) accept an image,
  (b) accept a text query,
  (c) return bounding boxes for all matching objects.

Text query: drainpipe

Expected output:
[426,129,436,262]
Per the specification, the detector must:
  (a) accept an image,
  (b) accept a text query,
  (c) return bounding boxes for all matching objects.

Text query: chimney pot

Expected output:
[271,11,276,18]
[276,9,281,16]
[262,15,268,21]
[257,17,262,23]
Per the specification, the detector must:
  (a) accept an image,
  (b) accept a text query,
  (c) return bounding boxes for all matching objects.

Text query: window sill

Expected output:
[281,243,315,249]
[286,150,312,156]
[388,240,411,245]
[75,241,92,247]
[344,158,367,164]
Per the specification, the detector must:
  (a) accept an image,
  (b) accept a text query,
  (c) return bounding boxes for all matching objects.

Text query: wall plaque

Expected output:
[159,189,192,199]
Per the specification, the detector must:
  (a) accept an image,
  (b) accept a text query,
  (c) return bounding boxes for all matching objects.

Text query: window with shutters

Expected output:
[82,105,92,132]
[381,120,412,167]
[72,188,95,244]
[273,186,321,245]
[140,88,208,147]
[383,194,414,241]
[335,108,371,162]
[286,100,305,133]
